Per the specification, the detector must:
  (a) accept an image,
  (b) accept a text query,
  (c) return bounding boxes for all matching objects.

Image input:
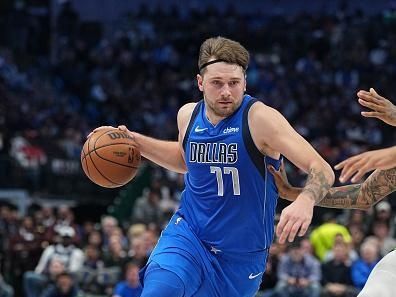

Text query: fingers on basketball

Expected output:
[81,127,141,188]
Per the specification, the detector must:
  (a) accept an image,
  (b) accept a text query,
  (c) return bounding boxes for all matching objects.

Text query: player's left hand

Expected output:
[334,147,396,183]
[276,194,314,244]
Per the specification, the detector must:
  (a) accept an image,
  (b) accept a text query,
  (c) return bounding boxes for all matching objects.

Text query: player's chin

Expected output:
[216,105,236,116]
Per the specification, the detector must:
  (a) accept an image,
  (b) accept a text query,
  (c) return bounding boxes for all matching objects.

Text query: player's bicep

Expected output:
[251,104,325,173]
[272,127,323,173]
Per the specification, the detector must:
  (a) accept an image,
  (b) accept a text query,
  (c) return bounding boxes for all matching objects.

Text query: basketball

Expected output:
[81,127,141,188]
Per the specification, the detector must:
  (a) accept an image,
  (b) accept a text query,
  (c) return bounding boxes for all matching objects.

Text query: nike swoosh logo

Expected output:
[248,272,263,280]
[194,126,208,133]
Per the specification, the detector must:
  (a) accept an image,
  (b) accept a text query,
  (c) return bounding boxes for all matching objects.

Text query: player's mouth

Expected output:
[218,101,233,105]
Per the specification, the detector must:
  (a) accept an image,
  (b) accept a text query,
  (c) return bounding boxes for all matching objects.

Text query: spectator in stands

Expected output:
[86,229,103,249]
[348,224,365,252]
[23,226,84,297]
[274,238,321,297]
[141,228,158,256]
[41,206,56,229]
[351,239,380,290]
[259,242,282,297]
[100,237,128,295]
[132,188,164,225]
[323,233,358,263]
[23,258,66,297]
[310,214,352,261]
[76,244,105,295]
[113,262,142,297]
[127,237,149,268]
[53,206,77,231]
[41,272,79,297]
[8,216,41,294]
[127,224,146,244]
[370,220,396,256]
[321,241,359,297]
[369,201,395,237]
[0,272,13,297]
[101,216,119,250]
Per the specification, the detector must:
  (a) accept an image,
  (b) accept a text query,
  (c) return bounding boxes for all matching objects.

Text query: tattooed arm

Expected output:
[269,165,396,210]
[250,102,334,243]
[301,167,333,205]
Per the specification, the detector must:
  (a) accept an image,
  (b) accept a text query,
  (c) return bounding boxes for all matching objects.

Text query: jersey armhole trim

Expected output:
[242,99,266,179]
[182,100,202,151]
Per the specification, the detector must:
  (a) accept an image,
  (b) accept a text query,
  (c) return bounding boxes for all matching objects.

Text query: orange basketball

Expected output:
[81,127,141,188]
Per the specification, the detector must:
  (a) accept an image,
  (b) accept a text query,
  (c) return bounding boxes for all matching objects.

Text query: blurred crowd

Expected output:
[1,2,396,189]
[0,204,156,297]
[0,1,395,297]
[1,191,395,297]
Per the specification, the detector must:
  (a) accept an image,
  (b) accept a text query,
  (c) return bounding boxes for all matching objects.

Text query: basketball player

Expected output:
[90,37,334,297]
[269,88,396,297]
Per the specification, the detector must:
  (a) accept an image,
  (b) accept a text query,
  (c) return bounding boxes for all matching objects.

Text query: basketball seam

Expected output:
[93,142,137,150]
[93,149,139,169]
[83,149,90,177]
[87,129,122,186]
[86,128,112,161]
[92,129,139,169]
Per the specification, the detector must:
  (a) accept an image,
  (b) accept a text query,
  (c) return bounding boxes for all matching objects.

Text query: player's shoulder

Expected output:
[178,102,197,115]
[177,102,198,122]
[177,102,199,131]
[249,100,282,121]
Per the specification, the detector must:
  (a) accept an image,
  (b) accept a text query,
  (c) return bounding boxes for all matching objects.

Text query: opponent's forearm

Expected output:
[356,167,396,208]
[300,162,334,204]
[287,167,396,209]
[133,133,187,173]
[386,146,396,167]
[389,105,396,126]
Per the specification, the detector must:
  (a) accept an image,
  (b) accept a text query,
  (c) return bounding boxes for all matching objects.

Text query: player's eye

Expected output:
[211,80,222,86]
[229,81,239,86]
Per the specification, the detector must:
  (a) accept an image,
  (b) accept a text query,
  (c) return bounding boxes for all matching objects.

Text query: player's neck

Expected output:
[205,111,227,126]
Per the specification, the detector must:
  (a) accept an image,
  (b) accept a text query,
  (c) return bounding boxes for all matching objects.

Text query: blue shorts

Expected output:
[139,213,268,297]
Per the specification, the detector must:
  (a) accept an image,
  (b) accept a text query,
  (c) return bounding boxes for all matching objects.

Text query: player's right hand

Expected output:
[86,126,116,138]
[357,88,396,126]
[117,125,136,139]
[87,125,136,140]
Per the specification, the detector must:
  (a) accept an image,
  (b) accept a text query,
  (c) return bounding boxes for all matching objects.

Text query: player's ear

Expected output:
[244,74,247,92]
[197,74,204,92]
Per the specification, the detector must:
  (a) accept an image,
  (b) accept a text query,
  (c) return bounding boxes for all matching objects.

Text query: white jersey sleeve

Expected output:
[358,250,396,297]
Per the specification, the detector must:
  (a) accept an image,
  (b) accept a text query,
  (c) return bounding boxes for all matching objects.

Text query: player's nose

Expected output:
[220,84,232,97]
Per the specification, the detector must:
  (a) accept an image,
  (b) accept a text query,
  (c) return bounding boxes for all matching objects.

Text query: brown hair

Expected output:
[198,36,249,73]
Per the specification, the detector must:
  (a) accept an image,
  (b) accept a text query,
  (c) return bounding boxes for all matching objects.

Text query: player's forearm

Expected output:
[288,167,396,209]
[300,161,334,204]
[132,133,187,173]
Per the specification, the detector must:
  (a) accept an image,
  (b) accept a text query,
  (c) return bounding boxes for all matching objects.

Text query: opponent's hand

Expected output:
[357,88,396,126]
[268,162,300,201]
[335,147,396,183]
[276,194,314,244]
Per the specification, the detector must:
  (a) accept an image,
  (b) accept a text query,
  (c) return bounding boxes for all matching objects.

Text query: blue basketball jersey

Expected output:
[180,94,281,254]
